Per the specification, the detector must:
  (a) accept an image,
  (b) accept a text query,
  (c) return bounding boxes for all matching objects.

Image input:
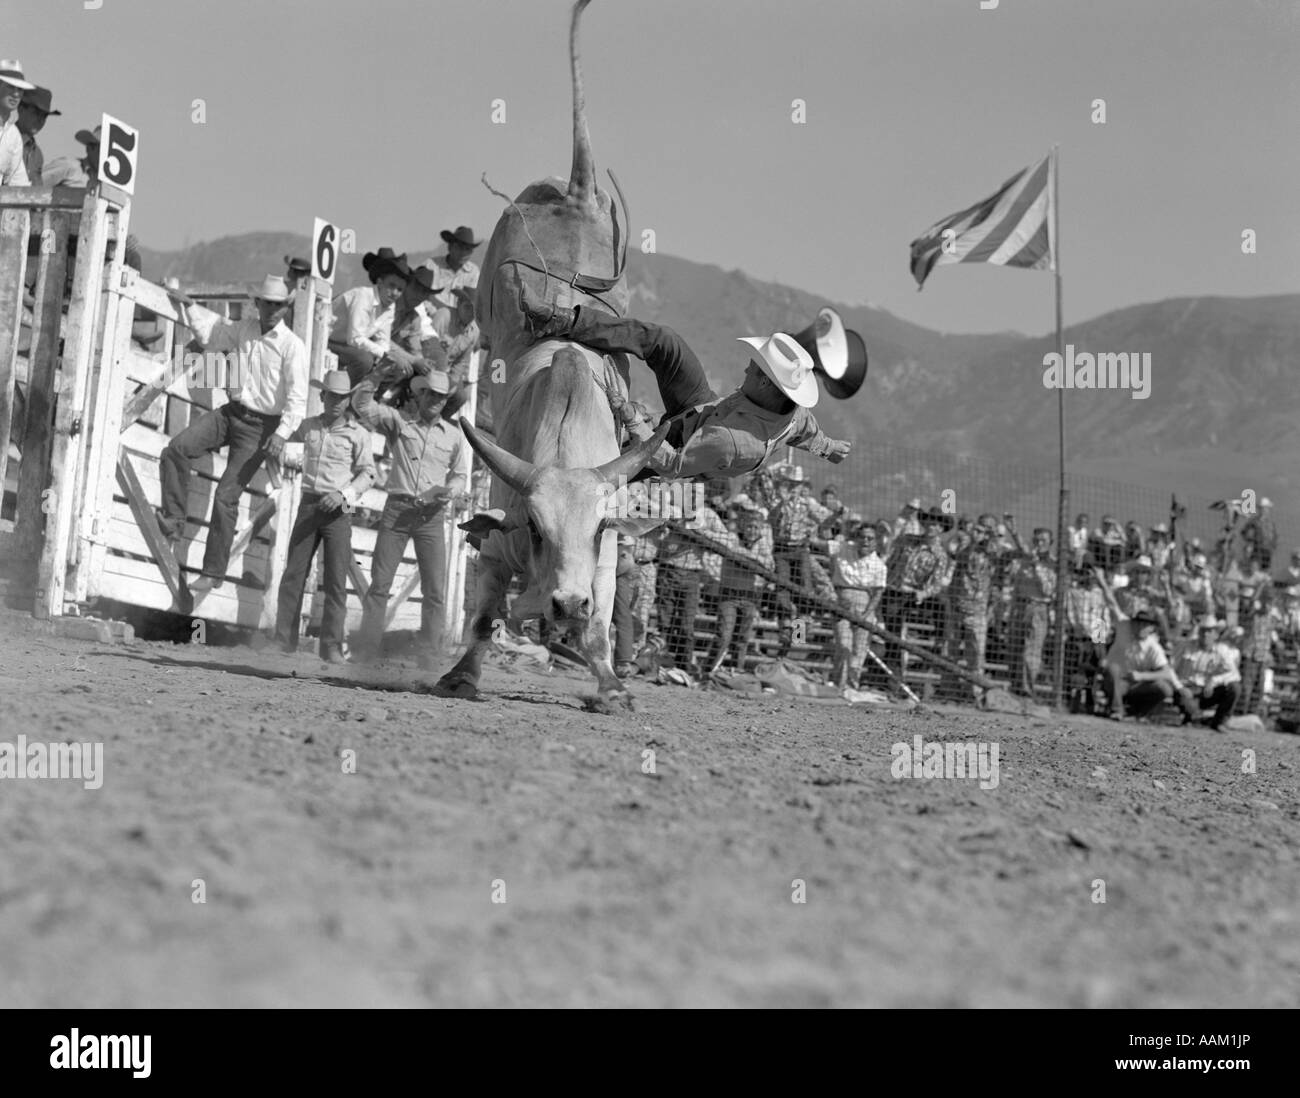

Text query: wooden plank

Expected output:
[11,211,71,571]
[348,556,371,600]
[0,207,31,549]
[115,453,184,606]
[120,425,274,497]
[0,185,90,210]
[33,192,108,617]
[73,257,135,600]
[99,553,266,626]
[104,509,270,573]
[125,276,182,322]
[122,346,194,425]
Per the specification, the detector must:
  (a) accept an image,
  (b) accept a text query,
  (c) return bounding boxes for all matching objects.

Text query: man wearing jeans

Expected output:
[164,275,309,585]
[351,370,464,668]
[274,371,375,662]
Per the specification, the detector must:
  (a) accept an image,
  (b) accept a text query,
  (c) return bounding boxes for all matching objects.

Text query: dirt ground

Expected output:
[1,606,1298,1009]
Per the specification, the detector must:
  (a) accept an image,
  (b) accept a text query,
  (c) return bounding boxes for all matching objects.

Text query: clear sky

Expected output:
[14,0,1299,334]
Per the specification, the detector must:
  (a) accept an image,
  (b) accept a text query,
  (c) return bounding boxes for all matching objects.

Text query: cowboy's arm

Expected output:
[350,376,403,437]
[787,409,851,463]
[650,426,735,480]
[342,428,376,507]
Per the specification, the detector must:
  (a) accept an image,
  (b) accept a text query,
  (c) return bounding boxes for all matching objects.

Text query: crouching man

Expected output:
[1173,618,1241,731]
[274,370,375,662]
[1102,609,1184,720]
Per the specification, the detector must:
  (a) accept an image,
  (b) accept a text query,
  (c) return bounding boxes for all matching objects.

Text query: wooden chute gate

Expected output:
[0,183,476,645]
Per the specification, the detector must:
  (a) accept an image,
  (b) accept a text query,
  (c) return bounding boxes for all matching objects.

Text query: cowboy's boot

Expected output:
[519,284,647,354]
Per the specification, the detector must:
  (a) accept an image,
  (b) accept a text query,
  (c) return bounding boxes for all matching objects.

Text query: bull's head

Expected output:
[458,416,670,626]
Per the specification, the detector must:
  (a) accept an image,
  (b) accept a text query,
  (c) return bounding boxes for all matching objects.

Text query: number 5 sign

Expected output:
[312,218,339,284]
[97,113,139,195]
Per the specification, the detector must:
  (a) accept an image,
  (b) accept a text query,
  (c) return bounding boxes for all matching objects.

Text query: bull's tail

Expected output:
[567,0,596,205]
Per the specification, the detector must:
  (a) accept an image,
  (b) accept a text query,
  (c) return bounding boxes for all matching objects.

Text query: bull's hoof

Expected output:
[433,674,479,700]
[583,689,634,715]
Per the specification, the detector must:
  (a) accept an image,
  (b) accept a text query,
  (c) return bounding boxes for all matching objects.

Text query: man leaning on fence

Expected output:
[165,275,309,585]
[274,371,375,663]
[350,369,464,668]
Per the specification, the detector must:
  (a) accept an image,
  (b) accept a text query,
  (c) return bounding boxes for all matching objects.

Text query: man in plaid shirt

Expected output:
[943,519,996,701]
[1064,566,1112,714]
[767,464,833,656]
[880,511,953,680]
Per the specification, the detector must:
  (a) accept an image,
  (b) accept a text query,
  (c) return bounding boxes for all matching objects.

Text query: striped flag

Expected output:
[909,152,1055,289]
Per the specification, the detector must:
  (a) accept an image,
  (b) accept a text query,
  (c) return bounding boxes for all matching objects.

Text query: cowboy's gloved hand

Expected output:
[826,439,851,464]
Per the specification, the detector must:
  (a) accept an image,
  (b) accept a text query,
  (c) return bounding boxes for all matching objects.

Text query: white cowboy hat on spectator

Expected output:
[1261,497,1273,507]
[1196,618,1223,633]
[410,371,451,395]
[1151,522,1169,535]
[738,332,819,408]
[1130,554,1154,570]
[252,274,292,303]
[310,370,354,396]
[903,497,921,511]
[0,60,36,91]
[773,463,807,483]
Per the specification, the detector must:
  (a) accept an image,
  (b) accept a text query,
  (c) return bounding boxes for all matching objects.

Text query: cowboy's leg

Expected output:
[274,498,324,648]
[712,598,739,670]
[412,510,449,659]
[354,498,409,658]
[613,566,636,664]
[526,297,718,416]
[318,506,353,654]
[202,409,270,577]
[735,599,758,666]
[160,406,228,537]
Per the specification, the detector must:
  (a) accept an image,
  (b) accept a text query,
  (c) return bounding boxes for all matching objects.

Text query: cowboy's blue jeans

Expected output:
[572,313,719,417]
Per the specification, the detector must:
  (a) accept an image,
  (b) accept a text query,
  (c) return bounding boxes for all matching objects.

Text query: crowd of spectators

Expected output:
[613,470,1300,728]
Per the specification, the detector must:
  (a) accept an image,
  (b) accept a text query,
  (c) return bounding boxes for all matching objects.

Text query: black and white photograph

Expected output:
[1,0,1297,1046]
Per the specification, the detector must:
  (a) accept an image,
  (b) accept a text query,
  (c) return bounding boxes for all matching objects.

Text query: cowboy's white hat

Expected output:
[738,332,819,408]
[0,60,36,91]
[252,274,292,303]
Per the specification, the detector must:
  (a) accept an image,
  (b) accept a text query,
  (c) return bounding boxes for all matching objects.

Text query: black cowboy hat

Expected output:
[361,247,411,282]
[1131,609,1160,627]
[407,265,439,296]
[440,225,483,249]
[23,86,61,116]
[918,507,954,532]
[283,255,311,276]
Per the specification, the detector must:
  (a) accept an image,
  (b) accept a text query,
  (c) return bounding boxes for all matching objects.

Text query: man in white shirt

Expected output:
[0,60,35,186]
[1102,610,1182,720]
[163,275,309,585]
[329,248,408,383]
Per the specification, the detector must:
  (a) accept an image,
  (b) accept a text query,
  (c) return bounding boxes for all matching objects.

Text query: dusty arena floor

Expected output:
[1,608,1298,1009]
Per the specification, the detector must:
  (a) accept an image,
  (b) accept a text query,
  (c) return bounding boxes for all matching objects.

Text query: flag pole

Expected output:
[1050,143,1069,709]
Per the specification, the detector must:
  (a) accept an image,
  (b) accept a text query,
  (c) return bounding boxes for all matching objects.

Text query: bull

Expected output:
[437,0,665,704]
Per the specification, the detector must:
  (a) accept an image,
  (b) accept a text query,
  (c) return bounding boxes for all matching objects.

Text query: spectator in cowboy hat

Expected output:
[768,462,835,656]
[1174,618,1241,730]
[892,498,923,539]
[163,275,309,587]
[329,247,410,384]
[1241,496,1279,571]
[351,368,465,668]
[15,84,60,185]
[420,224,483,335]
[283,255,312,295]
[373,264,448,405]
[0,59,34,185]
[1103,609,1182,720]
[275,370,375,662]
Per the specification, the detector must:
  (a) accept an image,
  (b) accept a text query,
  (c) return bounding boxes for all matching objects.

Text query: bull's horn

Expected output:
[458,417,537,494]
[595,419,672,484]
[567,0,596,204]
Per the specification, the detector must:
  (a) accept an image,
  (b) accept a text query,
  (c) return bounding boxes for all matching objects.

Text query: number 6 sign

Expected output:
[312,218,339,284]
[97,113,139,195]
